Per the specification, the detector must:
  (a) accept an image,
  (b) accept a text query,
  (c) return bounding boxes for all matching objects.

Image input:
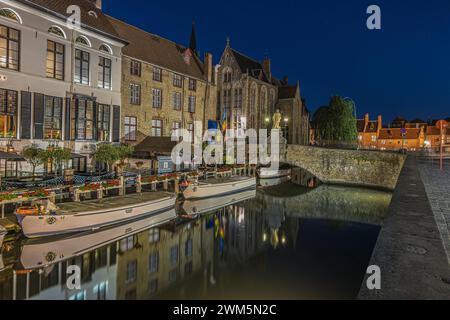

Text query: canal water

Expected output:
[0,182,392,300]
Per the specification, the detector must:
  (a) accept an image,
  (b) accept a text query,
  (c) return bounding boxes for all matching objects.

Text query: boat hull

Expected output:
[18,194,177,238]
[20,208,177,270]
[183,177,256,200]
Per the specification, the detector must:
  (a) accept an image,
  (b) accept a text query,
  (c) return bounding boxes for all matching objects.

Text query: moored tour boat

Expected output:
[19,208,177,270]
[15,192,177,238]
[183,176,256,200]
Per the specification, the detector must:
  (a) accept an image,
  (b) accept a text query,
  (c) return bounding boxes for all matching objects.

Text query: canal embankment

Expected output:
[359,156,450,299]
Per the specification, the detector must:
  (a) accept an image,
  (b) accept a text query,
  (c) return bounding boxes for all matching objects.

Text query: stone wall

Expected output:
[286,145,406,190]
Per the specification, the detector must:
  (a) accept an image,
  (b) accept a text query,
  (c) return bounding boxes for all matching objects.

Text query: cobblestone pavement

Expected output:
[418,158,450,267]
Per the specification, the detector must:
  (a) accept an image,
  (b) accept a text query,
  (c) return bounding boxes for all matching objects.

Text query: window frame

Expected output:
[130,83,141,105]
[130,60,141,77]
[152,88,162,109]
[151,118,163,137]
[0,24,20,71]
[46,40,65,80]
[173,73,182,87]
[0,88,17,138]
[188,78,197,91]
[74,49,90,85]
[44,95,63,140]
[98,56,112,90]
[124,116,137,141]
[153,66,162,82]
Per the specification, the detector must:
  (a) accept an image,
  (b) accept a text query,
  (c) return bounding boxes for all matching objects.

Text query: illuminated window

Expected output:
[97,104,110,141]
[44,96,62,140]
[0,88,17,138]
[72,99,94,140]
[0,24,20,70]
[0,8,21,23]
[46,40,64,80]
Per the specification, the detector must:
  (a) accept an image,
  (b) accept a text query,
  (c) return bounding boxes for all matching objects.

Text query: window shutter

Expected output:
[33,93,44,139]
[20,91,32,139]
[112,105,120,142]
[65,98,71,140]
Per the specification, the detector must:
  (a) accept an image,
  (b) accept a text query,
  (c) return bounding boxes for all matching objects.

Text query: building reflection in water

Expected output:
[0,183,392,300]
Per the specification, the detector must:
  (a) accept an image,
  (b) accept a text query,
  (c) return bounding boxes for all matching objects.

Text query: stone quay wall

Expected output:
[286,145,406,190]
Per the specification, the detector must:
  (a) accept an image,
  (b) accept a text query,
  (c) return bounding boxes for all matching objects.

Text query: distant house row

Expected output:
[357,114,450,152]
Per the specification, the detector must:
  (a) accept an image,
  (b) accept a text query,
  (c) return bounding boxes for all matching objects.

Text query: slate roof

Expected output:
[108,16,206,80]
[16,0,124,42]
[278,85,298,99]
[229,48,269,83]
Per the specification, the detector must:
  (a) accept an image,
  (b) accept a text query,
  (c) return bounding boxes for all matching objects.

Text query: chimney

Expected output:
[204,52,213,83]
[377,115,383,133]
[263,57,271,82]
[91,0,102,10]
[364,113,370,127]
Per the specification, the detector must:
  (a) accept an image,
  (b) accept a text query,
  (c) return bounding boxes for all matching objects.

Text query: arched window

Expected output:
[99,44,112,55]
[0,8,22,24]
[48,26,66,39]
[76,35,91,47]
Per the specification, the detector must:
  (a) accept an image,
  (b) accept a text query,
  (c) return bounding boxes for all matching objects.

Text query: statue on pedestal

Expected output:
[272,109,282,129]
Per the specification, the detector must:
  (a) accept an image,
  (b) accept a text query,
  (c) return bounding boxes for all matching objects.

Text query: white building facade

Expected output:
[0,0,125,173]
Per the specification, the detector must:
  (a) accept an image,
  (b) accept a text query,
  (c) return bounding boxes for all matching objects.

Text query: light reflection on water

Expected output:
[0,183,392,300]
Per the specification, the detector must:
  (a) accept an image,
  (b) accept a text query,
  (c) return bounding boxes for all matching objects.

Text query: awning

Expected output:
[0,151,25,161]
[134,137,177,158]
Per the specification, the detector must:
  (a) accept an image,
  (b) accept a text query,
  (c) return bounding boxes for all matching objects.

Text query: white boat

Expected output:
[183,176,256,200]
[15,192,177,238]
[19,208,177,270]
[183,189,257,216]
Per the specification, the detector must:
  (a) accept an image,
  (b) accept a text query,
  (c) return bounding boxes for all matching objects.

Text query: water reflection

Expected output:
[0,183,392,300]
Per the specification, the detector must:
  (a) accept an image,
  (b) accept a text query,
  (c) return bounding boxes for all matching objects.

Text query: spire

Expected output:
[189,21,198,56]
[226,37,231,47]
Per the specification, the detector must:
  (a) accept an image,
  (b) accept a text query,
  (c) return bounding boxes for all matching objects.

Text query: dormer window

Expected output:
[0,8,22,24]
[76,35,91,48]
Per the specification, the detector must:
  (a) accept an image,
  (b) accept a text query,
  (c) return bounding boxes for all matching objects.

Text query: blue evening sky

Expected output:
[104,0,450,123]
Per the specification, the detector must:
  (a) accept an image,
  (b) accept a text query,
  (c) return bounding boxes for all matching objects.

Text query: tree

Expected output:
[312,96,358,147]
[22,145,44,181]
[94,144,119,174]
[116,144,134,176]
[53,147,72,177]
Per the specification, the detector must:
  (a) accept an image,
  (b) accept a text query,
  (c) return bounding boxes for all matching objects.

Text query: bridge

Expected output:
[285,145,406,191]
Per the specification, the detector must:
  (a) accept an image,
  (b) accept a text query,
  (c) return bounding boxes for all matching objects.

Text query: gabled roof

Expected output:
[16,0,124,42]
[357,120,366,133]
[108,17,205,80]
[409,118,427,124]
[229,48,269,83]
[278,85,298,100]
[366,121,379,133]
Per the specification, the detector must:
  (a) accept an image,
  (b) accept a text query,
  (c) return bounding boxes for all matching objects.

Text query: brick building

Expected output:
[357,114,382,149]
[108,18,217,157]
